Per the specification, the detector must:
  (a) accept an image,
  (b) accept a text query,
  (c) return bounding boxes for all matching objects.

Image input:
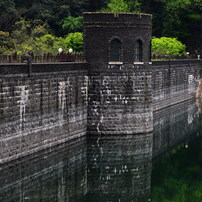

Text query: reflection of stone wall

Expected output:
[153,100,199,158]
[196,78,202,112]
[86,134,153,201]
[0,137,87,202]
[0,134,153,202]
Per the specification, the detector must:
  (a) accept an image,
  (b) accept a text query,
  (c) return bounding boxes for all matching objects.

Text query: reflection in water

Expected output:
[152,133,202,202]
[0,137,88,202]
[153,100,199,158]
[86,134,153,202]
[0,134,153,202]
[0,100,201,202]
[152,100,201,202]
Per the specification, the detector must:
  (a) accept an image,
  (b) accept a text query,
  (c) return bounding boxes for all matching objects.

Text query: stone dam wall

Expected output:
[0,63,88,164]
[87,63,153,135]
[152,60,199,111]
[0,59,200,164]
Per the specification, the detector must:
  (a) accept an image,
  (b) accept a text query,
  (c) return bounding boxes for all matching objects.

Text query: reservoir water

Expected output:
[0,99,201,202]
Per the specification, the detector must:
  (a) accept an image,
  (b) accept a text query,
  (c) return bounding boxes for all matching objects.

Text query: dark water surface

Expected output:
[0,100,201,202]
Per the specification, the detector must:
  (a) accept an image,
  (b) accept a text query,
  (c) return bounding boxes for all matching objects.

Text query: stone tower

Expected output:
[84,12,153,135]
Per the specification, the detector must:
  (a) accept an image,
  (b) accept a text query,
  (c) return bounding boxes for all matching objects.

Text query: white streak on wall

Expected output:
[188,74,195,94]
[58,81,66,113]
[17,86,29,130]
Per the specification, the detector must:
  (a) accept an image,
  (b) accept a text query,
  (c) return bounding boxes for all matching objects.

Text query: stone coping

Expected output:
[83,12,152,16]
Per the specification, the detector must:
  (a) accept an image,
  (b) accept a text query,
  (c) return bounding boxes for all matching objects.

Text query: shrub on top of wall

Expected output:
[152,37,186,57]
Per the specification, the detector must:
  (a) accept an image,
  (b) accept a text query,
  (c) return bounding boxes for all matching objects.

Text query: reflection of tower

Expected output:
[86,134,153,201]
[84,13,153,135]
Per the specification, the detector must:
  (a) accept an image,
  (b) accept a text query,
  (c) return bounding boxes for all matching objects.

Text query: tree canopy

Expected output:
[61,16,83,34]
[100,0,141,13]
[0,0,201,55]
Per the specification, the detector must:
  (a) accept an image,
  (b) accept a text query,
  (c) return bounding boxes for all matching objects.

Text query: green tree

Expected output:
[0,31,14,54]
[156,0,193,37]
[100,0,142,13]
[0,0,19,31]
[100,0,130,12]
[61,16,83,34]
[126,0,142,13]
[63,32,83,52]
[11,18,49,41]
[152,0,202,54]
[25,2,71,36]
[152,37,186,57]
[34,35,70,55]
[33,34,56,54]
[10,18,50,54]
[0,18,83,55]
[52,37,68,54]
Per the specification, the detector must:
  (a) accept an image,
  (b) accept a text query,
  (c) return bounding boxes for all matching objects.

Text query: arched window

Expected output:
[110,39,122,62]
[134,40,143,62]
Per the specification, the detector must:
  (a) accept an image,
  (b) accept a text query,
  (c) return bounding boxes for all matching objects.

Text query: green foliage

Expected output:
[0,0,201,55]
[9,18,50,54]
[0,17,84,55]
[153,0,202,48]
[63,32,83,52]
[0,0,18,31]
[0,0,94,35]
[100,0,130,12]
[100,0,141,13]
[157,0,192,37]
[126,0,142,13]
[33,34,57,54]
[25,2,71,36]
[51,37,67,54]
[193,0,202,10]
[152,37,186,57]
[61,16,83,34]
[12,18,49,38]
[0,31,14,54]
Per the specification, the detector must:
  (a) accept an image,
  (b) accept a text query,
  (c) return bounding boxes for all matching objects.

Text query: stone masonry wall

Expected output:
[84,13,153,135]
[87,59,199,135]
[0,62,88,164]
[87,63,153,135]
[152,60,199,111]
[83,12,152,66]
[0,59,200,164]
